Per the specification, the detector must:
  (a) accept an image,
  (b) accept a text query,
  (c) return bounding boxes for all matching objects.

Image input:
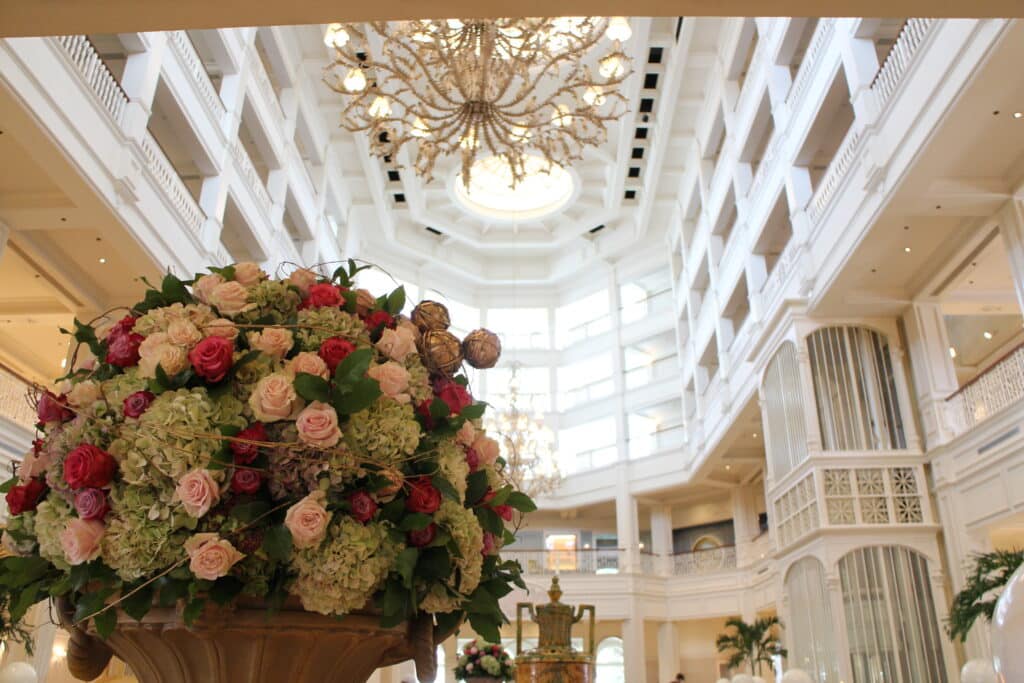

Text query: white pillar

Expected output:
[616,487,639,573]
[622,613,648,683]
[825,572,855,683]
[901,301,959,447]
[998,198,1024,314]
[441,638,458,683]
[119,32,167,140]
[656,622,680,683]
[650,505,674,576]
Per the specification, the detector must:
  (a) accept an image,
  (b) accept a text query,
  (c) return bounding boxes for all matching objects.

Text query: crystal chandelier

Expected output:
[323,17,633,187]
[483,364,562,498]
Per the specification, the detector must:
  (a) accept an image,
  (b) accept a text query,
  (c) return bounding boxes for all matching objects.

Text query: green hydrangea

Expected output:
[295,308,369,351]
[101,483,188,581]
[289,517,401,616]
[34,494,73,570]
[436,437,469,503]
[133,303,216,337]
[343,398,421,466]
[101,368,148,409]
[232,352,279,412]
[111,387,246,484]
[238,281,302,325]
[481,655,501,676]
[404,354,433,405]
[1,512,37,556]
[419,500,483,614]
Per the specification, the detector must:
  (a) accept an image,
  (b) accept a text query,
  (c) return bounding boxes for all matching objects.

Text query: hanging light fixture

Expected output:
[484,363,562,498]
[323,17,633,188]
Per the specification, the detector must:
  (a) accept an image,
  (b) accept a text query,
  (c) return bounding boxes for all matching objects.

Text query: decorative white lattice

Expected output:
[890,467,917,495]
[824,469,851,496]
[894,496,923,523]
[860,497,890,524]
[827,497,856,525]
[822,467,925,527]
[855,468,886,495]
[774,472,820,547]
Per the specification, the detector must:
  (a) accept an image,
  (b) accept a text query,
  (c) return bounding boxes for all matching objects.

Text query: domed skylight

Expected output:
[453,155,575,222]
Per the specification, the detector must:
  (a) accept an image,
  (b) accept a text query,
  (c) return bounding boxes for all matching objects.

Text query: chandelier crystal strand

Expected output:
[484,364,562,498]
[324,17,633,188]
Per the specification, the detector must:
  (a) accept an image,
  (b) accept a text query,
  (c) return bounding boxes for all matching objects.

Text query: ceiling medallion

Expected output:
[324,17,633,188]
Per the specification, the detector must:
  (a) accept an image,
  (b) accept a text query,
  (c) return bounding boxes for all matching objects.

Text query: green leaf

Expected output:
[73,588,114,626]
[476,507,504,536]
[93,608,117,639]
[399,513,433,531]
[332,265,352,288]
[396,548,419,588]
[0,476,17,493]
[293,372,332,403]
[435,609,464,636]
[334,348,374,388]
[506,491,537,513]
[428,397,451,419]
[48,575,73,597]
[460,403,487,420]
[161,273,191,305]
[378,579,410,625]
[209,576,245,605]
[209,265,236,280]
[386,286,406,315]
[183,598,206,627]
[489,486,512,507]
[466,471,489,506]
[230,500,271,524]
[333,377,382,415]
[417,547,452,581]
[432,475,460,502]
[0,556,52,589]
[10,580,44,623]
[120,583,155,621]
[468,612,501,643]
[263,525,293,562]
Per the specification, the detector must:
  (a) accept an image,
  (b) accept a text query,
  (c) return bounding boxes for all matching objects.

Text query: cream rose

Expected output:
[375,326,417,362]
[456,420,477,448]
[192,273,225,305]
[209,281,252,316]
[284,491,331,550]
[249,372,302,422]
[396,316,422,343]
[175,468,221,518]
[286,352,330,380]
[167,319,202,348]
[233,262,267,288]
[355,289,376,315]
[184,533,245,581]
[204,318,239,340]
[66,380,101,410]
[367,362,411,403]
[247,327,294,359]
[288,268,318,296]
[60,518,105,565]
[138,341,189,379]
[472,434,501,466]
[295,401,342,448]
[19,448,50,482]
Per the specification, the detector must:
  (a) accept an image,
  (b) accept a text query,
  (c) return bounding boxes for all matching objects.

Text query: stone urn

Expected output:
[992,562,1024,680]
[56,597,455,683]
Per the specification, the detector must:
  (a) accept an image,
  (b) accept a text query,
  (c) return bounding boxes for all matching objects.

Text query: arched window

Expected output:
[762,341,809,479]
[838,546,947,683]
[595,637,625,683]
[784,557,839,683]
[692,535,722,551]
[806,327,906,451]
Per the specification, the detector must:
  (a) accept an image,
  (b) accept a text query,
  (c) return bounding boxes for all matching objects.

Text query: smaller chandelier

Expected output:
[324,17,633,188]
[483,364,561,498]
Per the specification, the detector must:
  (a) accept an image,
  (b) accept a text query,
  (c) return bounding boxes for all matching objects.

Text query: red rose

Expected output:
[188,336,234,383]
[5,478,47,515]
[232,422,267,464]
[32,438,44,454]
[106,330,143,368]
[73,488,109,520]
[348,491,378,524]
[362,310,395,331]
[122,390,156,418]
[231,468,262,495]
[416,400,437,430]
[434,379,472,415]
[494,504,513,522]
[302,283,344,309]
[37,391,72,423]
[408,523,437,547]
[464,447,480,472]
[108,315,138,338]
[405,476,442,514]
[481,488,497,505]
[318,337,356,374]
[63,444,117,489]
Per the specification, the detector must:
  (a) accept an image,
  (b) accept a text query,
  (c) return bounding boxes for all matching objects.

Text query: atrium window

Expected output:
[556,290,611,348]
[558,417,617,473]
[488,307,550,349]
[558,353,613,409]
[485,365,551,412]
[595,637,626,683]
[620,269,673,324]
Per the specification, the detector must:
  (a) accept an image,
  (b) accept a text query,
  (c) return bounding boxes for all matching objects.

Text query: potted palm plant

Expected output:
[715,616,786,677]
[454,640,515,682]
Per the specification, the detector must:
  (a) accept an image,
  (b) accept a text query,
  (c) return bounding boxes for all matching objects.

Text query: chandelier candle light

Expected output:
[324,17,633,188]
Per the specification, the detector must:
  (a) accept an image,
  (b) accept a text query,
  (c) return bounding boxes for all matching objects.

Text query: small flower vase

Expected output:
[993,562,1024,680]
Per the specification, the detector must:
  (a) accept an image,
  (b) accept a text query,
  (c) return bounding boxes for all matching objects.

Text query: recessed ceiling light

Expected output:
[98,257,107,264]
[60,358,67,368]
[725,464,732,471]
[904,247,911,253]
[1014,112,1023,119]
[752,432,758,438]
[984,331,993,340]
[949,346,957,359]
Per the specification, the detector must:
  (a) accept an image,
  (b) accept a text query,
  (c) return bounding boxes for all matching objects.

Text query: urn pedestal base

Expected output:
[515,657,593,683]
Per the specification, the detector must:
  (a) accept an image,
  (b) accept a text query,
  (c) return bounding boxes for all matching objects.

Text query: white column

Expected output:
[793,343,824,453]
[119,32,167,140]
[825,572,855,683]
[441,638,458,683]
[622,613,648,683]
[608,268,629,463]
[998,198,1024,314]
[650,505,674,576]
[616,488,639,573]
[837,24,881,123]
[656,622,680,683]
[888,344,922,451]
[901,301,959,447]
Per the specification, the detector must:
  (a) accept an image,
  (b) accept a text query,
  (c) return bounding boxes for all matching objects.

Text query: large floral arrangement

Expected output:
[454,640,515,681]
[0,261,533,648]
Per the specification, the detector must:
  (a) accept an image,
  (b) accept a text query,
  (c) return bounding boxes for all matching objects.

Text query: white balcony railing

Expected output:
[166,31,226,120]
[620,288,674,325]
[54,35,128,125]
[503,549,623,575]
[0,366,36,431]
[671,545,738,576]
[870,19,936,110]
[230,139,273,215]
[562,315,612,347]
[628,423,686,460]
[570,445,618,472]
[624,354,679,390]
[560,377,615,410]
[786,19,836,110]
[945,341,1024,437]
[138,132,206,238]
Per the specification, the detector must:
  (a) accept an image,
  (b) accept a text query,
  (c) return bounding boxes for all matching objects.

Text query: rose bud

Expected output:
[318,337,356,374]
[37,391,72,424]
[106,331,144,367]
[188,335,235,383]
[231,422,267,464]
[301,283,344,309]
[5,478,47,515]
[348,491,378,524]
[123,390,156,418]
[231,468,262,495]
[494,504,514,522]
[408,523,437,547]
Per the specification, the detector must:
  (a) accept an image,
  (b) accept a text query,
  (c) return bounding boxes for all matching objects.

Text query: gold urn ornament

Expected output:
[420,329,463,376]
[515,577,595,683]
[411,300,451,332]
[462,328,502,369]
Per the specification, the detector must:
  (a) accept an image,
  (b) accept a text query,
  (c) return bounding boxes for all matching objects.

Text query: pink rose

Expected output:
[465,447,480,472]
[175,469,221,518]
[60,518,104,565]
[37,391,72,424]
[456,421,476,447]
[209,281,252,316]
[348,491,378,524]
[472,435,500,466]
[482,531,499,556]
[248,327,294,359]
[193,273,225,305]
[355,289,376,316]
[367,362,411,403]
[295,401,342,448]
[396,316,421,343]
[375,327,417,362]
[167,319,202,348]
[286,352,330,380]
[184,533,245,580]
[188,336,234,383]
[288,268,319,296]
[204,318,239,340]
[248,373,302,422]
[233,262,267,288]
[284,491,331,550]
[74,488,109,521]
[19,447,50,481]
